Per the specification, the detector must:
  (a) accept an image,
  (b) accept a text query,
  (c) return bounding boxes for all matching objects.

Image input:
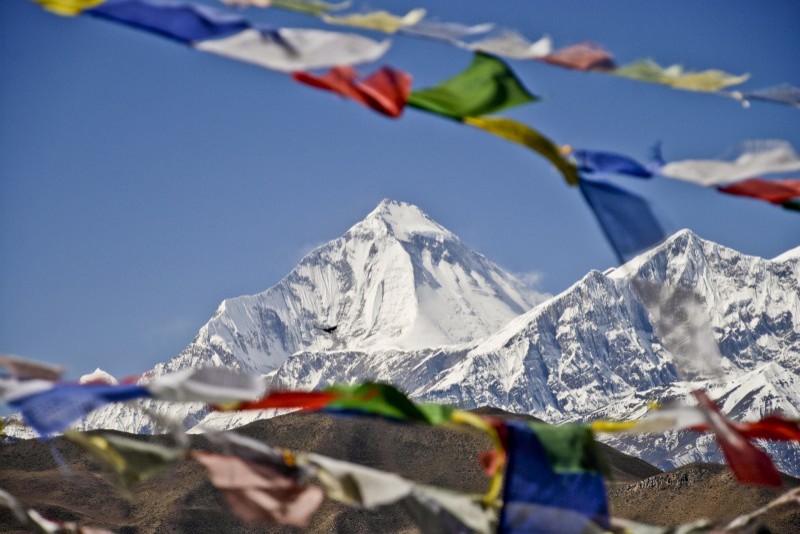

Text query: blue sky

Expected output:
[1,0,798,380]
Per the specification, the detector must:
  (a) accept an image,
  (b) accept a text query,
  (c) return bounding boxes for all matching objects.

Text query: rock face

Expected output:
[48,200,800,475]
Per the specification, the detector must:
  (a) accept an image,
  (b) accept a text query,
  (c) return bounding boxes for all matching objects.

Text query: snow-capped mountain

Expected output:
[76,199,547,432]
[152,199,545,375]
[200,229,800,474]
[38,200,800,475]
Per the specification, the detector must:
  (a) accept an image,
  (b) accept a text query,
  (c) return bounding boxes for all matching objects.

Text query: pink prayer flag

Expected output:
[192,451,324,527]
[540,42,615,71]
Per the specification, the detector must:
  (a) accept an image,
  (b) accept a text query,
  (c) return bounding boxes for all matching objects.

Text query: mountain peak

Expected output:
[357,199,454,242]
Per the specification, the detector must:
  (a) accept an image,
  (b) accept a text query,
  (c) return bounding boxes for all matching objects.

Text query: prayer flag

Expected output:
[463,117,579,185]
[87,0,250,44]
[221,0,350,14]
[717,178,800,204]
[321,8,426,34]
[570,149,652,178]
[146,366,265,404]
[464,30,552,60]
[407,53,537,119]
[194,28,391,73]
[614,60,749,92]
[65,430,182,489]
[7,383,148,435]
[400,21,494,44]
[402,485,496,534]
[307,453,415,507]
[540,42,615,72]
[783,198,800,212]
[740,84,800,109]
[293,66,412,118]
[323,383,454,424]
[693,390,783,487]
[499,421,609,534]
[271,0,351,15]
[579,177,666,264]
[660,140,800,186]
[193,451,324,526]
[0,354,63,381]
[34,0,105,16]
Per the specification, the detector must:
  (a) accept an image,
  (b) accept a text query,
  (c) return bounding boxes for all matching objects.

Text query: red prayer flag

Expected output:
[693,390,783,487]
[718,178,800,204]
[540,42,616,71]
[225,390,342,411]
[293,66,412,118]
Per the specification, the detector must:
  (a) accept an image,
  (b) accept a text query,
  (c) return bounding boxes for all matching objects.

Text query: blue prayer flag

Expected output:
[572,149,652,178]
[579,177,666,264]
[499,421,609,534]
[87,0,250,44]
[8,383,149,435]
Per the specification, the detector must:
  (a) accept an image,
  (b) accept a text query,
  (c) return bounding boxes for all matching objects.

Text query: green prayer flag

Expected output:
[324,383,453,424]
[527,423,608,475]
[408,53,538,119]
[783,198,800,212]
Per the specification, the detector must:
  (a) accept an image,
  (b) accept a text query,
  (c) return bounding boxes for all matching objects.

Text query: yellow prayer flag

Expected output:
[614,59,749,93]
[464,116,579,186]
[34,0,106,16]
[321,8,426,34]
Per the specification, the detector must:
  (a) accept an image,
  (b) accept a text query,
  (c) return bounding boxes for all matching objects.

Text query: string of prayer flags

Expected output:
[64,430,182,489]
[659,140,800,186]
[734,84,800,109]
[717,178,800,207]
[320,8,427,34]
[568,148,653,178]
[145,366,265,404]
[34,0,105,16]
[540,42,616,72]
[5,382,149,436]
[463,117,579,185]
[463,30,552,60]
[400,20,495,44]
[614,59,750,93]
[692,390,783,487]
[194,27,391,73]
[579,177,666,264]
[226,382,455,424]
[192,451,325,526]
[292,65,412,118]
[499,421,609,534]
[407,53,537,119]
[87,0,251,44]
[0,353,64,381]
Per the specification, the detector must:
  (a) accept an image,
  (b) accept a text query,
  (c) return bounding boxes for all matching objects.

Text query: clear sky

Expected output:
[1,0,798,380]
